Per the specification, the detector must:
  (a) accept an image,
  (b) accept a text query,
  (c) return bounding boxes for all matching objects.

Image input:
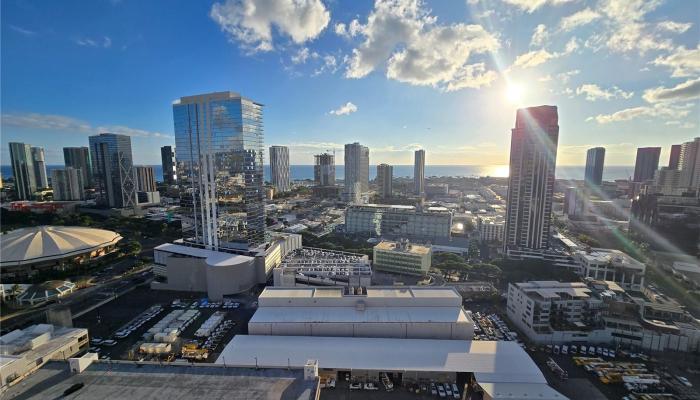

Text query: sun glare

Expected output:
[505,83,525,105]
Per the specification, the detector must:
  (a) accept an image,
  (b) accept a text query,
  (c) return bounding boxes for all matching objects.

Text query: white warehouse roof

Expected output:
[216,336,561,391]
[0,226,122,266]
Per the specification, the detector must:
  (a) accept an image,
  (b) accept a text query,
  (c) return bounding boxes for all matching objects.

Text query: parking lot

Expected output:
[73,286,257,363]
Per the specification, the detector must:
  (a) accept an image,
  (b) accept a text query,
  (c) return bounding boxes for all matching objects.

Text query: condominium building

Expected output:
[8,142,37,200]
[476,215,505,243]
[668,144,681,170]
[345,204,452,241]
[314,152,335,186]
[51,167,84,201]
[506,280,700,352]
[504,106,559,253]
[633,147,661,182]
[414,149,425,195]
[574,248,646,291]
[269,145,290,193]
[376,163,393,199]
[135,166,157,192]
[373,240,431,275]
[63,147,93,188]
[173,91,265,250]
[653,167,682,195]
[88,133,137,208]
[564,187,585,218]
[679,137,700,189]
[31,147,48,188]
[507,281,601,335]
[584,147,605,187]
[160,145,176,184]
[344,142,369,196]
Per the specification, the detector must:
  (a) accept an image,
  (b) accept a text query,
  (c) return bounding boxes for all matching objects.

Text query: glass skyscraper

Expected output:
[173,91,265,251]
[584,147,605,187]
[269,145,290,193]
[8,142,37,200]
[64,147,93,188]
[88,133,137,208]
[160,145,177,185]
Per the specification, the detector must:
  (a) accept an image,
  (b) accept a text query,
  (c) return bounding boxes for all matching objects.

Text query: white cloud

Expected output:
[564,37,579,54]
[559,8,601,31]
[344,0,499,92]
[512,49,557,68]
[313,54,339,75]
[1,112,172,139]
[329,102,358,116]
[656,21,692,34]
[76,36,112,48]
[592,0,672,54]
[642,78,700,103]
[557,69,580,83]
[210,0,330,52]
[651,45,700,78]
[334,20,362,38]
[9,25,37,36]
[291,47,311,64]
[576,84,633,101]
[530,24,548,47]
[500,0,575,13]
[587,103,692,124]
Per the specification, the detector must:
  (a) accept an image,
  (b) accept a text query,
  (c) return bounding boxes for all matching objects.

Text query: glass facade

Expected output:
[173,91,265,251]
[88,133,137,208]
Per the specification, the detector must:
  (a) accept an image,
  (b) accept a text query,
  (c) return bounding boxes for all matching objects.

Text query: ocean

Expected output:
[1,165,636,182]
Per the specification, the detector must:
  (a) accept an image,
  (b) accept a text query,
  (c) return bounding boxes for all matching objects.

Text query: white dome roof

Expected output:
[0,226,123,266]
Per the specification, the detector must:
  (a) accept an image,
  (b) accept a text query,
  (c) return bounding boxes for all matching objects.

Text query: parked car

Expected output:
[431,382,437,395]
[363,382,378,390]
[349,382,362,390]
[452,383,460,399]
[437,385,447,398]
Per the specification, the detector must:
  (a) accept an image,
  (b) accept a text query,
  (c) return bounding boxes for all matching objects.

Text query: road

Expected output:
[1,258,150,332]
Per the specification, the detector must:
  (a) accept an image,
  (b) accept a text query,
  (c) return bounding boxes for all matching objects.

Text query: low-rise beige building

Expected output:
[373,240,431,276]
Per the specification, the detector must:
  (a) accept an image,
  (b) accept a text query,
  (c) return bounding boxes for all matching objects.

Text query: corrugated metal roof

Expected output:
[249,306,471,324]
[217,336,551,386]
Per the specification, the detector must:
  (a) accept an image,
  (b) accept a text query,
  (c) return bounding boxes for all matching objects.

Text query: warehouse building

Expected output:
[2,360,319,400]
[373,239,432,275]
[248,286,474,340]
[0,324,89,389]
[217,335,567,400]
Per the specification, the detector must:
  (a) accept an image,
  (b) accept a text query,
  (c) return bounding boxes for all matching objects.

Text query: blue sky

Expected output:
[1,0,698,166]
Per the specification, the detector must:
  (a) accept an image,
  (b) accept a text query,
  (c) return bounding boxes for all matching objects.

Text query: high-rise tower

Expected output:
[633,147,661,182]
[8,142,37,200]
[269,145,290,193]
[88,133,137,208]
[64,147,93,188]
[160,146,176,185]
[414,149,425,195]
[504,106,559,253]
[377,163,393,199]
[173,91,265,250]
[584,147,605,187]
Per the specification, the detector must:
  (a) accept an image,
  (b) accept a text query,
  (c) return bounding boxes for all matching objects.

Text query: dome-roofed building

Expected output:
[0,226,122,278]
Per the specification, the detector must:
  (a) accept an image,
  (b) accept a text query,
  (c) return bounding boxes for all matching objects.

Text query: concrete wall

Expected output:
[206,259,257,300]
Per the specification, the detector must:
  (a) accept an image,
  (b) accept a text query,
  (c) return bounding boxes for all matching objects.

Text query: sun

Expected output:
[505,83,525,105]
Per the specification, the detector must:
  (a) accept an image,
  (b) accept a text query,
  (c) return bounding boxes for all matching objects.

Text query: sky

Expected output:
[1,0,699,167]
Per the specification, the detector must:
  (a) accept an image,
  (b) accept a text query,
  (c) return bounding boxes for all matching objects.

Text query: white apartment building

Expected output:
[574,248,646,291]
[345,204,452,241]
[507,281,603,336]
[248,286,474,340]
[507,280,700,352]
[477,216,505,243]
